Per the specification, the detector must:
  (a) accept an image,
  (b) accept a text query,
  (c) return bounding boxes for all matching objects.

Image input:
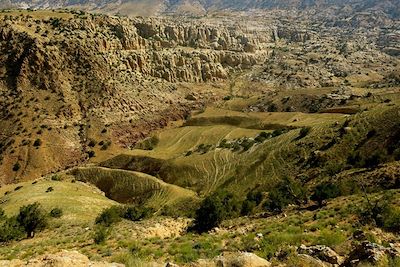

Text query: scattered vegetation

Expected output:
[17,202,47,238]
[264,177,307,213]
[96,205,153,227]
[193,191,240,233]
[311,183,341,207]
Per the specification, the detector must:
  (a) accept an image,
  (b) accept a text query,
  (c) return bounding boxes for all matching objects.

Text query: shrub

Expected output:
[14,186,23,191]
[93,225,109,244]
[51,175,61,181]
[13,162,21,172]
[101,141,112,150]
[246,190,263,205]
[241,200,256,216]
[358,192,400,233]
[46,187,54,193]
[311,183,341,207]
[49,208,63,218]
[123,206,153,221]
[17,202,47,238]
[264,177,307,213]
[298,127,311,139]
[0,216,24,242]
[272,129,284,137]
[268,103,278,112]
[88,139,97,147]
[193,191,240,233]
[134,136,159,150]
[33,139,42,147]
[255,132,271,143]
[95,206,123,227]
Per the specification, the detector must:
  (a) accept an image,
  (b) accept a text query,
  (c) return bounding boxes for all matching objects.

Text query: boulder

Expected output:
[215,252,271,267]
[193,252,271,267]
[343,241,400,267]
[0,251,124,267]
[298,244,343,265]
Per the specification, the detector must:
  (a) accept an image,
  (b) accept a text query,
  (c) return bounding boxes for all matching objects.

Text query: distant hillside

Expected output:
[1,0,399,17]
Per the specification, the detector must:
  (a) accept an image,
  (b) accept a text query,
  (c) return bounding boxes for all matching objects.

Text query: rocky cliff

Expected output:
[0,12,270,184]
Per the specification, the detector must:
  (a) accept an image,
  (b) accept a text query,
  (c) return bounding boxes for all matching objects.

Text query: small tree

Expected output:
[193,191,240,233]
[17,202,47,238]
[311,183,340,207]
[264,177,307,213]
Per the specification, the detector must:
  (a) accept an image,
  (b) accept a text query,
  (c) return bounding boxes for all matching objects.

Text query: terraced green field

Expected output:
[0,177,117,223]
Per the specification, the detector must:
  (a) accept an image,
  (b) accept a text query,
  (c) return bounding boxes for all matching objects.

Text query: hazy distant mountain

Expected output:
[1,0,399,17]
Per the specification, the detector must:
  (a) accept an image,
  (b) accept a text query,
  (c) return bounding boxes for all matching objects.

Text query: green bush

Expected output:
[0,208,4,220]
[241,190,263,216]
[272,129,284,137]
[359,192,400,233]
[46,187,54,193]
[93,225,109,244]
[33,139,42,147]
[123,206,153,221]
[0,216,24,242]
[95,206,123,226]
[241,200,256,216]
[193,191,240,233]
[311,183,341,206]
[255,132,271,143]
[246,190,263,205]
[17,202,47,238]
[12,162,21,172]
[51,175,61,181]
[264,177,307,213]
[49,208,63,218]
[298,127,311,139]
[88,139,97,147]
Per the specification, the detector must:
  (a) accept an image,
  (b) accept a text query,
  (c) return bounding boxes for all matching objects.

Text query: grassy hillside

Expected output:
[69,167,199,215]
[0,176,117,223]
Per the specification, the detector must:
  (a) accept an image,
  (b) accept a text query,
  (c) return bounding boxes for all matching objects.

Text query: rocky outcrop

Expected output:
[0,13,267,183]
[343,241,400,267]
[298,244,344,265]
[0,251,124,267]
[191,252,271,267]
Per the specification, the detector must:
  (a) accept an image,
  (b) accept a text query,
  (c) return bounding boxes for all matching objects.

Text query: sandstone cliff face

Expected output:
[0,13,268,184]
